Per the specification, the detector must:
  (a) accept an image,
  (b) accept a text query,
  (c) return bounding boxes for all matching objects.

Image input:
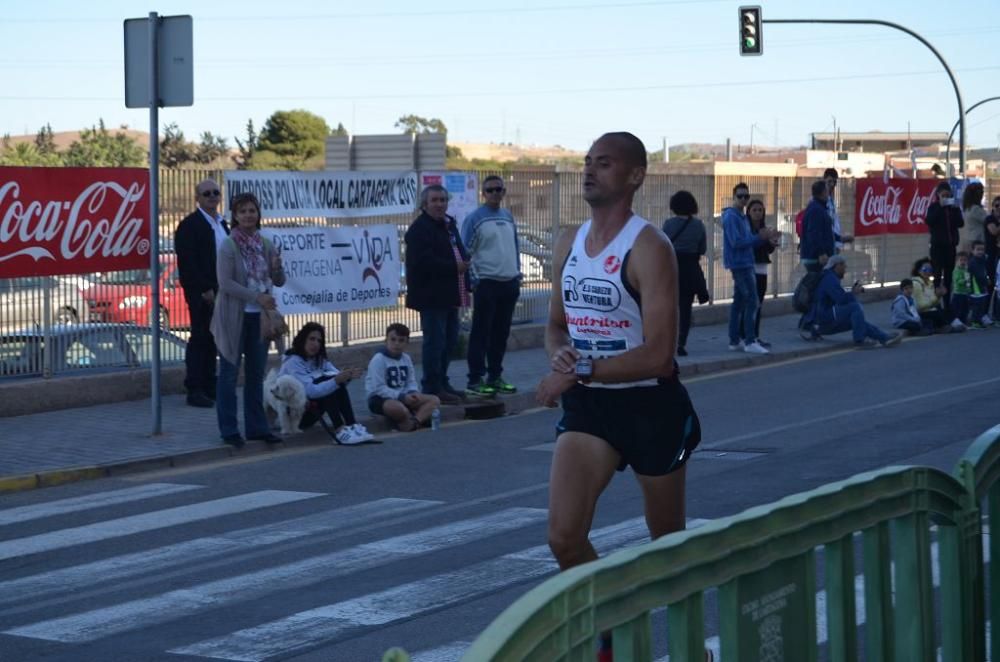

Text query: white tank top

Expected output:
[562,214,656,389]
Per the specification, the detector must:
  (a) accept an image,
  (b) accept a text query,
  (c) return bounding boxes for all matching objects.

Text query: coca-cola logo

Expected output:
[858,185,902,227]
[906,190,932,225]
[0,180,148,265]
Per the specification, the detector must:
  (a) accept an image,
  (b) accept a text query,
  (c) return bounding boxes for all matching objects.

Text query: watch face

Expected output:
[575,358,593,377]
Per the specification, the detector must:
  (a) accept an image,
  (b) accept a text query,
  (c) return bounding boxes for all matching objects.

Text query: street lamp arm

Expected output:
[945,95,1000,172]
[763,18,966,176]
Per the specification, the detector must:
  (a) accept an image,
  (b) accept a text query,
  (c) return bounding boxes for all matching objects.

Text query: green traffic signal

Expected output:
[739,6,763,56]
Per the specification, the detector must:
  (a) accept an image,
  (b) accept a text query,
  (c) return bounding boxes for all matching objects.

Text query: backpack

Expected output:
[793,271,823,313]
[795,209,806,238]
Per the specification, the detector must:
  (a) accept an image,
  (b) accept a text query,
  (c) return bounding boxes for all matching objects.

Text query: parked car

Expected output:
[0,275,93,331]
[86,254,190,330]
[0,323,187,378]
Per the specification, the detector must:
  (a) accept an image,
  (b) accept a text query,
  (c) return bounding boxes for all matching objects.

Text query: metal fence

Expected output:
[0,168,965,379]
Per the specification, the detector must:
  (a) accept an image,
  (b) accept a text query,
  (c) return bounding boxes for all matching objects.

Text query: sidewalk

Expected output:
[0,303,902,494]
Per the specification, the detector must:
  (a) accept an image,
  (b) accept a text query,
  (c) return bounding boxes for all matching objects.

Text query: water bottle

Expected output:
[431,408,441,431]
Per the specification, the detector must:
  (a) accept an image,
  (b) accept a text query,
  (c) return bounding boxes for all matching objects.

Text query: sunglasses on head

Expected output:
[484,187,505,194]
[200,189,221,197]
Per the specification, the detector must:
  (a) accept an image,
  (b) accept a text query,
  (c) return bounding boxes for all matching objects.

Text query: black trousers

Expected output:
[930,243,956,308]
[466,278,520,385]
[184,294,217,396]
[300,388,357,430]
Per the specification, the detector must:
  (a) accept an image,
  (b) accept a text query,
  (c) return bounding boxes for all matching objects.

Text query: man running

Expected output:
[536,132,702,659]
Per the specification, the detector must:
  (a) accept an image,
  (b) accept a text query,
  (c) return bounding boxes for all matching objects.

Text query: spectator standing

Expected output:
[174,178,228,408]
[744,199,775,347]
[960,181,987,252]
[813,255,901,348]
[966,241,994,327]
[210,192,285,447]
[800,180,835,273]
[461,176,521,396]
[925,181,964,305]
[404,185,470,405]
[823,168,853,252]
[890,279,923,335]
[722,182,776,355]
[662,190,708,356]
[984,196,1000,288]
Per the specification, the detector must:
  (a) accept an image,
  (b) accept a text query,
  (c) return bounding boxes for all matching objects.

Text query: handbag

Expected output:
[260,307,288,341]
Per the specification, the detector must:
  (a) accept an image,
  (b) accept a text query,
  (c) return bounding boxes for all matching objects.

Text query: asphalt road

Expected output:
[0,329,996,662]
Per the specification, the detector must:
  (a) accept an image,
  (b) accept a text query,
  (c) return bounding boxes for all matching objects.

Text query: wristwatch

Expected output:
[575,357,594,384]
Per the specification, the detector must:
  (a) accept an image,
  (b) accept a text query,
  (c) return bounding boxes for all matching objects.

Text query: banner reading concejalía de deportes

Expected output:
[0,167,150,278]
[853,177,942,237]
[262,225,399,313]
[224,170,418,219]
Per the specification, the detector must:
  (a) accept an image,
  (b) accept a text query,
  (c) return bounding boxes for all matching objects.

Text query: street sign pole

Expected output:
[148,12,162,436]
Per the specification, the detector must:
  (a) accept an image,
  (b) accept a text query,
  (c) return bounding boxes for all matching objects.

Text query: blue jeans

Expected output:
[420,308,458,394]
[216,312,270,438]
[819,302,889,344]
[728,267,759,344]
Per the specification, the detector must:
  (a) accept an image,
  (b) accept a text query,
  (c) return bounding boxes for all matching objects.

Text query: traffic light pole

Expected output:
[763,18,966,178]
[944,95,1000,175]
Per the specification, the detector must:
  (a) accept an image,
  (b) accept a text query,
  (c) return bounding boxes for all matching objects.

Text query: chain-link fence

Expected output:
[0,168,974,380]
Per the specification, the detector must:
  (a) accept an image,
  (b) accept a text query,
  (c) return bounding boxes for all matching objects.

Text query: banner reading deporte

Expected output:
[0,167,150,278]
[854,177,942,237]
[224,170,418,219]
[262,225,399,313]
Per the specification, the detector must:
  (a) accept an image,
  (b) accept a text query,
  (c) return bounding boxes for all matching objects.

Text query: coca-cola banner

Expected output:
[854,177,939,237]
[224,170,418,219]
[0,167,150,278]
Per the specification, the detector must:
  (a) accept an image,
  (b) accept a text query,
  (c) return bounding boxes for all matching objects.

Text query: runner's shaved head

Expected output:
[595,132,648,169]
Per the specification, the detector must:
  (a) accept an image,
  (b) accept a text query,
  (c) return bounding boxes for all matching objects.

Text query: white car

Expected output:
[0,276,93,331]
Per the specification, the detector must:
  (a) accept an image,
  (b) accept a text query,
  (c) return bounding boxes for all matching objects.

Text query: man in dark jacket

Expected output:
[799,180,835,272]
[404,185,469,404]
[174,179,229,407]
[814,255,901,347]
[925,181,964,306]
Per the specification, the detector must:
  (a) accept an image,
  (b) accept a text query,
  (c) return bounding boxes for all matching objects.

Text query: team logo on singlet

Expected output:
[603,255,622,274]
[562,275,621,312]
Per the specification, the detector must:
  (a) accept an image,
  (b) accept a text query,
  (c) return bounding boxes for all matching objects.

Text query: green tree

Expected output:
[395,114,447,134]
[63,119,146,167]
[196,131,229,165]
[234,119,259,170]
[256,109,329,170]
[0,141,62,166]
[34,123,58,156]
[160,122,196,167]
[331,122,349,137]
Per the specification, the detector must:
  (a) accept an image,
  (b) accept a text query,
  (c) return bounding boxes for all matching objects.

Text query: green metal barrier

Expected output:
[384,426,1000,661]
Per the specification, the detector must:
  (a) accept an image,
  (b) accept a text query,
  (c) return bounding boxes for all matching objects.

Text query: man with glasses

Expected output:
[461,176,522,396]
[723,182,777,354]
[175,179,229,408]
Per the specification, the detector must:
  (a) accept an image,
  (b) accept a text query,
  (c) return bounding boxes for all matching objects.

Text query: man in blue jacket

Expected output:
[815,255,902,347]
[800,180,835,273]
[723,182,778,354]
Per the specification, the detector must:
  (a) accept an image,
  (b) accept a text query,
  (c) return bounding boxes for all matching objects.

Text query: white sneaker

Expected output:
[350,424,375,442]
[334,427,363,445]
[744,341,770,355]
[950,318,968,332]
[982,315,994,326]
[728,340,744,351]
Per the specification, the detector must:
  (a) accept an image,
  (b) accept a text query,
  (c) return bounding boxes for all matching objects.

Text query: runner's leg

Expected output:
[634,464,687,540]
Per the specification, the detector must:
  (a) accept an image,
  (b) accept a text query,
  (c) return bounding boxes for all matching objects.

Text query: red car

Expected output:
[86,254,191,330]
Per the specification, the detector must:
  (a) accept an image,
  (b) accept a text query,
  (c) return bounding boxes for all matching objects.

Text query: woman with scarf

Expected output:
[211,192,286,447]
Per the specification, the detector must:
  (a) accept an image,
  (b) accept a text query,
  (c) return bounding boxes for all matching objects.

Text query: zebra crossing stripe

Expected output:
[0,490,323,562]
[0,498,440,609]
[0,483,204,526]
[4,507,548,643]
[169,518,709,662]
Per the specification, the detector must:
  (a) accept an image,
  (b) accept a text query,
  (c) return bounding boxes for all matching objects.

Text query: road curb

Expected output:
[0,337,870,496]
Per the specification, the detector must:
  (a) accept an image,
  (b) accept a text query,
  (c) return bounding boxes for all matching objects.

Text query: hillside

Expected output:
[5,128,150,150]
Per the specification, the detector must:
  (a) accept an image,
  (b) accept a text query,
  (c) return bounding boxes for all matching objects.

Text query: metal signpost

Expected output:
[124,13,193,435]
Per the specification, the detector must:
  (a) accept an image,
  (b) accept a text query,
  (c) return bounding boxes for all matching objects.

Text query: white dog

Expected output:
[264,368,308,435]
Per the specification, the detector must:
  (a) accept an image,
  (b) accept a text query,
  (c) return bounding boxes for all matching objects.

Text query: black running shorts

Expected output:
[556,379,702,476]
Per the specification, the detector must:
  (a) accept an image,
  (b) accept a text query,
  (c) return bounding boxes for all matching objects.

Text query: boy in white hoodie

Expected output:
[890,278,923,335]
[366,324,441,431]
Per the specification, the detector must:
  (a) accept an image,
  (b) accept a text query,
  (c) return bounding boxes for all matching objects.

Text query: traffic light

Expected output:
[739,6,763,56]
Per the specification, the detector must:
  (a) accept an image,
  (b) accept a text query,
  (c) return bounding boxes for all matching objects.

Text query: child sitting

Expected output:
[279,322,375,445]
[890,278,923,334]
[366,323,441,432]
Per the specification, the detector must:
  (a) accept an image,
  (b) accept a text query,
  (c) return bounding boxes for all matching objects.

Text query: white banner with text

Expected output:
[262,225,400,313]
[225,170,418,219]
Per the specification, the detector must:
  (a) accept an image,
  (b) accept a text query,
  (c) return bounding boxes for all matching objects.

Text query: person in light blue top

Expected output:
[722,182,778,355]
[460,175,522,396]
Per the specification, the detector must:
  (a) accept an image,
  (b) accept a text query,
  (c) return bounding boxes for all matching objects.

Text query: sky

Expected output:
[1,0,999,154]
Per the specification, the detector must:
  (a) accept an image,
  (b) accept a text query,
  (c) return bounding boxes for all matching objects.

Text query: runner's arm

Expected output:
[544,228,576,367]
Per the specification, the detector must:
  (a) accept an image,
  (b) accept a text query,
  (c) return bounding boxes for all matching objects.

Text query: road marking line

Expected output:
[170,518,709,662]
[0,498,439,609]
[4,507,549,643]
[0,483,204,526]
[0,490,323,562]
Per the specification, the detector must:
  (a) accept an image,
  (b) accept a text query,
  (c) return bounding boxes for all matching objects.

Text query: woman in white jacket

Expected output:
[279,322,375,444]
